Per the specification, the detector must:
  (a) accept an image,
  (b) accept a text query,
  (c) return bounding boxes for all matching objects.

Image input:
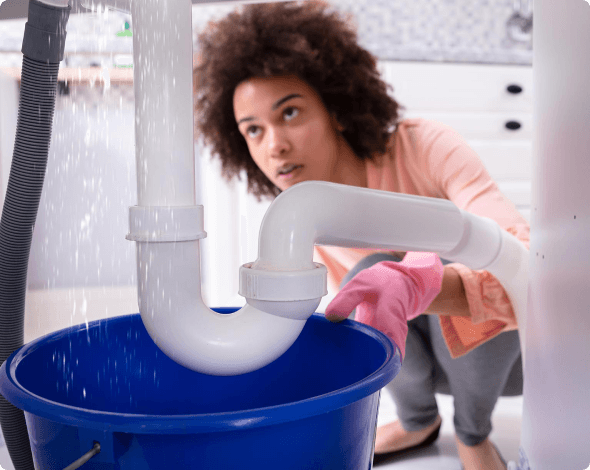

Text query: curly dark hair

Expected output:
[194,0,403,201]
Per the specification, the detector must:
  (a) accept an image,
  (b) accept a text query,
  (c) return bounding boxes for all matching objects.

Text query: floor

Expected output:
[0,430,9,470]
[0,391,523,470]
[373,392,523,469]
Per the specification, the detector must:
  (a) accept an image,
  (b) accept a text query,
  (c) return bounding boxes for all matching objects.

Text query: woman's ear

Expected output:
[331,113,345,132]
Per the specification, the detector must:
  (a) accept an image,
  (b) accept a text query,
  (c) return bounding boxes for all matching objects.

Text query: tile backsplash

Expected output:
[333,0,532,64]
[0,0,532,67]
[193,0,532,65]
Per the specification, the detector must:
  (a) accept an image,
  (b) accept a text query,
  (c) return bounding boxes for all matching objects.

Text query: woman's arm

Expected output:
[424,265,470,317]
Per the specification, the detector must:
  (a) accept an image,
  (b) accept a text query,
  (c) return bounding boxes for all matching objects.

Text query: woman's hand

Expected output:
[325,252,444,359]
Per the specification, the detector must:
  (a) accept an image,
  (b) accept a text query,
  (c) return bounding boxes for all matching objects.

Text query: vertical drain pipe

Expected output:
[0,1,70,469]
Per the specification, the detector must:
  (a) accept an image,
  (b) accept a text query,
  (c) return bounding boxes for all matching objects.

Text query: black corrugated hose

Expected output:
[0,0,70,469]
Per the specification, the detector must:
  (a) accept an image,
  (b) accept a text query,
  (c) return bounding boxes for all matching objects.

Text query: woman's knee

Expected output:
[339,252,404,289]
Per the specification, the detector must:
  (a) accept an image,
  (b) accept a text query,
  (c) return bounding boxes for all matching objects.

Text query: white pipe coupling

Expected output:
[439,209,504,270]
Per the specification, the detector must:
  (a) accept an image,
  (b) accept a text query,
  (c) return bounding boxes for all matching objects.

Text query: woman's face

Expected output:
[233,75,365,191]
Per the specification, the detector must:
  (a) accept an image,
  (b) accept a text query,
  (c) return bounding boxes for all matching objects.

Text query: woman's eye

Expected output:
[283,107,299,121]
[246,125,261,138]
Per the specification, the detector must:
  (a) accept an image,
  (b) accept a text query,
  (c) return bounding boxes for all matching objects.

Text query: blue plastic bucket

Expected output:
[0,309,401,469]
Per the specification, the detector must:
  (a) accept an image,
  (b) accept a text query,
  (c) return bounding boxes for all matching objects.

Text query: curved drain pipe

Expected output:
[126,206,324,376]
[130,179,528,376]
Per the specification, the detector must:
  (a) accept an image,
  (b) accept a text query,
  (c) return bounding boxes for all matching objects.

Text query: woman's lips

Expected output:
[277,165,303,180]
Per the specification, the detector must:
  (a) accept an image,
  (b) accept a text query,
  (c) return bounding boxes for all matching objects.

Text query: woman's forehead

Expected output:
[236,76,315,97]
[233,75,322,116]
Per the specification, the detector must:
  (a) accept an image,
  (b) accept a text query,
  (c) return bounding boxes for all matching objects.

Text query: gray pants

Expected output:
[340,253,523,446]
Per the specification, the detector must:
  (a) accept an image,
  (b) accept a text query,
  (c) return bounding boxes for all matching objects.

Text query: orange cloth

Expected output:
[313,118,530,359]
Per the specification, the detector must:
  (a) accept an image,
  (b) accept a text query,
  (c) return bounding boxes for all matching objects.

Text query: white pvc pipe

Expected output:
[252,183,464,271]
[131,0,195,207]
[519,0,590,468]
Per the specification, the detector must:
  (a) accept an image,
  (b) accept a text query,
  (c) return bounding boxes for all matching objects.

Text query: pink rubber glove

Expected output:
[325,252,444,359]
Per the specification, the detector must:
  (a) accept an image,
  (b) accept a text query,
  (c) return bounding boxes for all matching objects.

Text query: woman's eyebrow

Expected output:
[272,93,303,110]
[237,93,303,126]
[237,116,255,125]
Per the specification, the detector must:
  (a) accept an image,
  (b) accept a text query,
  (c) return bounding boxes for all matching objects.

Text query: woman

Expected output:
[193,2,528,468]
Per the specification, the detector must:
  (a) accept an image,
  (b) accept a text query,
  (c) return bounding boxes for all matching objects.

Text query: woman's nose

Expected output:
[268,127,290,157]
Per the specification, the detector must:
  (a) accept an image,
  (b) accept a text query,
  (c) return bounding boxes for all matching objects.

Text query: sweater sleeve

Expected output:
[418,120,530,358]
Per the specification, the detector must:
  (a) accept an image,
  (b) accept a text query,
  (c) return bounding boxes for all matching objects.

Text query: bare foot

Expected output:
[455,436,506,470]
[374,415,442,454]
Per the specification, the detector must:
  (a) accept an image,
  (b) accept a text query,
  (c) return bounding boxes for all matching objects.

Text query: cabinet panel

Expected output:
[380,61,533,113]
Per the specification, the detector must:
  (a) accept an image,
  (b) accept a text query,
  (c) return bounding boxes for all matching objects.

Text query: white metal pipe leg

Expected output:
[521,0,590,468]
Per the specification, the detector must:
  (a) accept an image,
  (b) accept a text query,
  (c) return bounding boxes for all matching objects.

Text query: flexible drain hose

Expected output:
[0,1,70,469]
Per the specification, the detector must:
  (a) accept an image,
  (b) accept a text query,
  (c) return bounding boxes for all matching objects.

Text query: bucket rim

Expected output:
[0,311,401,434]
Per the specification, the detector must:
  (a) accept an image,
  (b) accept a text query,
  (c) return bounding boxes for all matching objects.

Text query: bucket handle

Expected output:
[63,442,101,470]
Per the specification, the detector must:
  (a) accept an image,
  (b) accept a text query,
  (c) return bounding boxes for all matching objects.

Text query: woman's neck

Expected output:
[334,137,368,189]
